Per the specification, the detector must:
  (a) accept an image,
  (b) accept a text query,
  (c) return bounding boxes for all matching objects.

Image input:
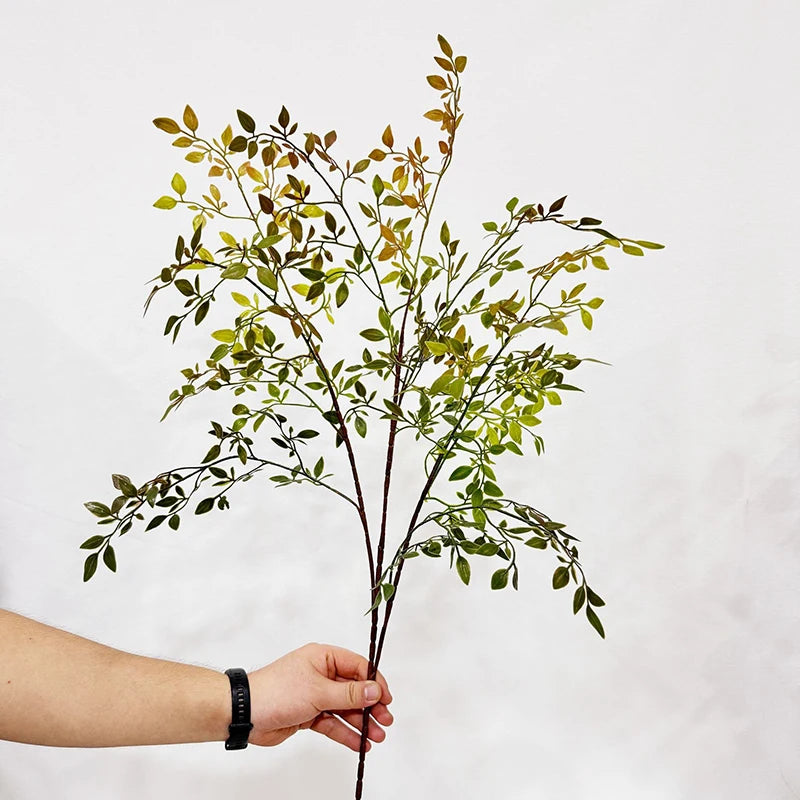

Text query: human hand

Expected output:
[246,643,394,751]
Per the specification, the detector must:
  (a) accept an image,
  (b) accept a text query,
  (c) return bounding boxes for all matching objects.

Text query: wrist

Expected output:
[193,667,233,744]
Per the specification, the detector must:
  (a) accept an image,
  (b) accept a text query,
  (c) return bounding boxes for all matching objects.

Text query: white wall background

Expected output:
[1,0,798,797]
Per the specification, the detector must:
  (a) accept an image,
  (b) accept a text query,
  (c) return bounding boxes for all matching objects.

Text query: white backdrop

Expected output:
[1,1,798,798]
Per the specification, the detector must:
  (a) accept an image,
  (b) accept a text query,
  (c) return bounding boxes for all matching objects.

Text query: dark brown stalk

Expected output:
[354,297,412,800]
[242,274,376,582]
[306,338,375,581]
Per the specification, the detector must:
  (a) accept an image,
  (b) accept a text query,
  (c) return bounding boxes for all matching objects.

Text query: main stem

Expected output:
[354,297,411,800]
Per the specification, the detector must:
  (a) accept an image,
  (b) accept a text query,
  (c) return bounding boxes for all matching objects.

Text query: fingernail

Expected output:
[364,683,380,703]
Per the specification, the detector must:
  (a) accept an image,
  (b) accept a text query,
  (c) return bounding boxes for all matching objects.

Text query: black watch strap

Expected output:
[224,668,254,750]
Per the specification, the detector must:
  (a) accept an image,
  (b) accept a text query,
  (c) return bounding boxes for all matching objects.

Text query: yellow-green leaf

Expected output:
[183,104,198,132]
[171,173,186,195]
[426,341,448,356]
[153,196,177,210]
[153,117,181,134]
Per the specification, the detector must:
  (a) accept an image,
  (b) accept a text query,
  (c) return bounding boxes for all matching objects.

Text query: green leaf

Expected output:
[586,605,605,638]
[171,173,187,195]
[586,297,604,309]
[168,514,181,531]
[447,377,465,399]
[221,263,248,280]
[378,306,392,331]
[194,301,209,325]
[236,109,256,133]
[382,583,395,601]
[112,474,138,498]
[440,221,450,246]
[491,568,508,590]
[483,481,503,497]
[257,266,278,291]
[524,536,548,549]
[306,282,325,301]
[552,566,570,590]
[146,515,167,531]
[174,278,194,296]
[430,369,453,394]
[297,429,319,439]
[299,267,326,282]
[80,535,106,550]
[586,587,606,607]
[372,174,384,197]
[210,344,228,362]
[580,308,593,330]
[195,498,215,514]
[83,553,99,582]
[154,196,177,210]
[383,399,403,418]
[449,465,473,481]
[103,546,117,572]
[336,281,349,307]
[360,328,385,341]
[573,585,586,614]
[366,589,383,615]
[354,416,367,438]
[456,556,471,585]
[634,240,664,250]
[84,502,111,518]
[202,444,221,463]
[212,329,237,343]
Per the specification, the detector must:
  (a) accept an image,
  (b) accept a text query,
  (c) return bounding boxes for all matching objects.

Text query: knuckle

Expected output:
[348,681,360,706]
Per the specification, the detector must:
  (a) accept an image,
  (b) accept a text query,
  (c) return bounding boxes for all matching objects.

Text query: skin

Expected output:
[0,609,393,752]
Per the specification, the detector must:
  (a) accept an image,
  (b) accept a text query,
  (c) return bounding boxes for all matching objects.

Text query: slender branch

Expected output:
[373,337,513,668]
[245,272,376,580]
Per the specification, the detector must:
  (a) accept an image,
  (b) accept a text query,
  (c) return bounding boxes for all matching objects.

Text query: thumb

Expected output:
[317,678,382,711]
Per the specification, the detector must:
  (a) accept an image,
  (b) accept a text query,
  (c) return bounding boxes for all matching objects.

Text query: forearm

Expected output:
[0,610,231,747]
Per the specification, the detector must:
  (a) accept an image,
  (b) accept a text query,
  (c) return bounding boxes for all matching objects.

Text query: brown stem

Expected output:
[241,273,375,581]
[355,293,412,798]
[306,337,375,581]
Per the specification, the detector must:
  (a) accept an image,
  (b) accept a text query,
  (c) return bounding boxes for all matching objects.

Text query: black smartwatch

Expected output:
[224,668,254,750]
